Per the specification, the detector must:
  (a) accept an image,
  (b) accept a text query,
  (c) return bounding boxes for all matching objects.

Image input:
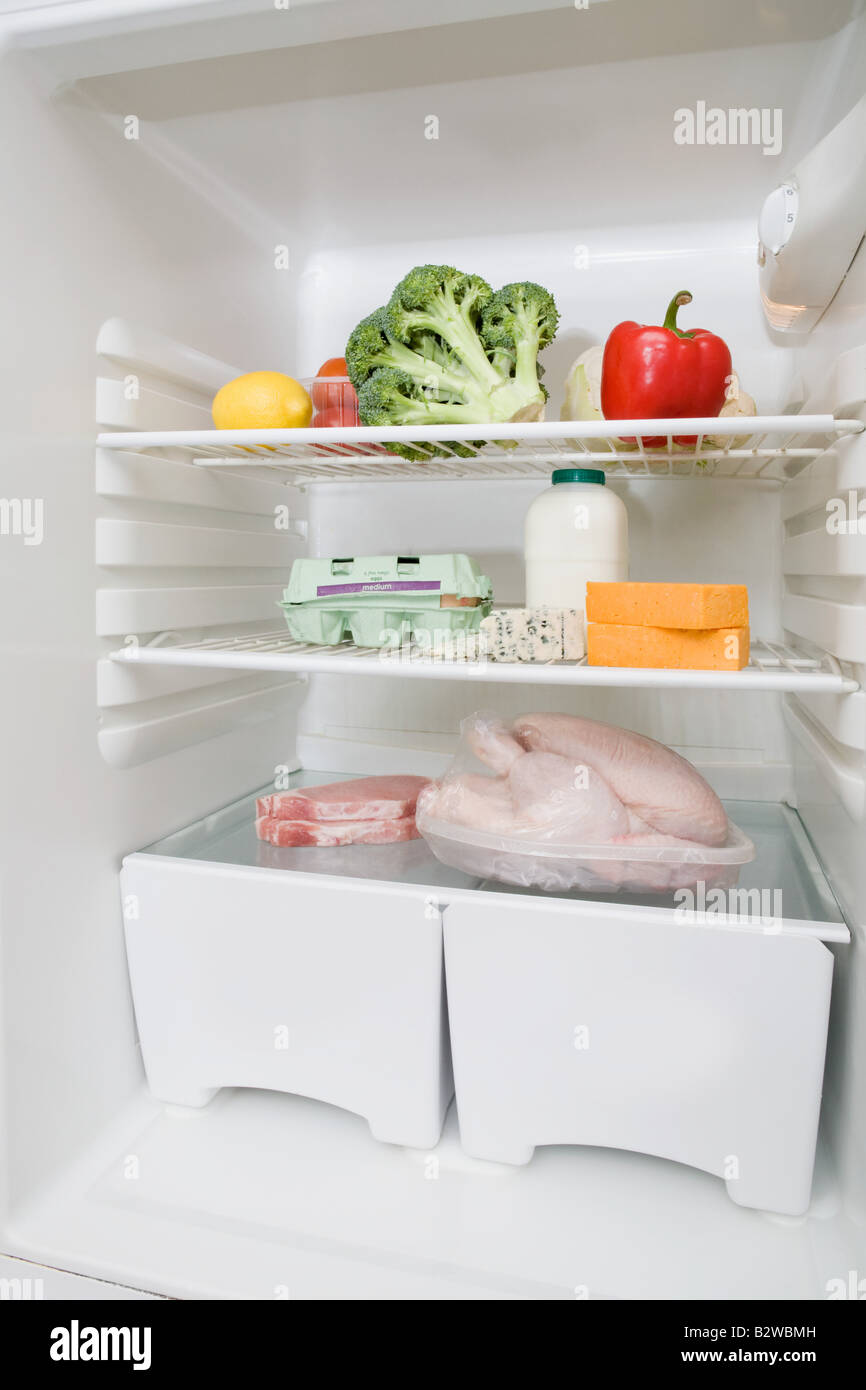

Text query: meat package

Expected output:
[416,712,754,894]
[255,774,429,848]
[257,774,429,823]
[255,815,420,847]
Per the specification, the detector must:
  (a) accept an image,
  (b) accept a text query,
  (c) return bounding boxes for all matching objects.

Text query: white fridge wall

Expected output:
[73,38,821,394]
[784,241,866,1228]
[0,48,303,1224]
[780,0,866,1210]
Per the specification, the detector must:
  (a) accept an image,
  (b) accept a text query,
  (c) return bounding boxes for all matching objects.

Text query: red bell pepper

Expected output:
[601,291,732,446]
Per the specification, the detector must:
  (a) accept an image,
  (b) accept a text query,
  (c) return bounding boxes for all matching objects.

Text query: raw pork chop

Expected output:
[255,815,420,847]
[257,774,429,823]
[513,713,727,847]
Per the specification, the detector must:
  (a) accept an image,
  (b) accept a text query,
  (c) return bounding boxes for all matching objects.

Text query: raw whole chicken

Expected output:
[417,711,738,893]
[513,712,728,846]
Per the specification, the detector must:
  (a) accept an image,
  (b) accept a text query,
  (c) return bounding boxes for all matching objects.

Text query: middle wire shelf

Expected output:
[109,633,859,694]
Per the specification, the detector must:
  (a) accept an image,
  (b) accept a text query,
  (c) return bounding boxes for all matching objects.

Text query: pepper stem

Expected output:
[663,290,694,338]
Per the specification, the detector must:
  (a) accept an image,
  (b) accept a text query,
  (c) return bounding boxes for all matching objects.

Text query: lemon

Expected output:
[212,372,313,430]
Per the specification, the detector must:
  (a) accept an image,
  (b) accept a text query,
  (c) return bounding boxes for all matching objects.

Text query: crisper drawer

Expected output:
[121,856,453,1150]
[120,781,848,1217]
[443,892,848,1217]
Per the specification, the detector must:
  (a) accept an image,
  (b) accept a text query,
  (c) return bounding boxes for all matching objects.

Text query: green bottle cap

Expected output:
[551,468,606,485]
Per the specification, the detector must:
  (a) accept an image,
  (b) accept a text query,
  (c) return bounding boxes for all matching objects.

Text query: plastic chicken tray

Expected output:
[416,808,754,894]
[415,710,756,894]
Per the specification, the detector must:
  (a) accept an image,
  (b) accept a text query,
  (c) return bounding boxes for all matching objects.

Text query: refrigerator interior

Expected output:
[1,0,865,1298]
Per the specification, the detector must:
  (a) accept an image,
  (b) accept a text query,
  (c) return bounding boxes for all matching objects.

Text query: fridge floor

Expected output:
[5,1086,859,1300]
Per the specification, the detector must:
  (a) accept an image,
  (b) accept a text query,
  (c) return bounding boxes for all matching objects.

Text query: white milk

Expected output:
[524,469,629,609]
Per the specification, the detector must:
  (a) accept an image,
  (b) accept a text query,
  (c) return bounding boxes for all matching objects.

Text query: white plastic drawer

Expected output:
[121,856,452,1150]
[443,894,845,1216]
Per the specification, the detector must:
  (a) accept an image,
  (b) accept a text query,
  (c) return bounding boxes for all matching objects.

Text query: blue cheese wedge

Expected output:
[518,608,563,661]
[481,610,519,662]
[561,607,586,661]
[482,608,565,662]
[481,610,521,662]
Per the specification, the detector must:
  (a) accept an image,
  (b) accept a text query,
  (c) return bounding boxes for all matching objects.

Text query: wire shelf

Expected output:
[110,632,858,693]
[96,416,864,484]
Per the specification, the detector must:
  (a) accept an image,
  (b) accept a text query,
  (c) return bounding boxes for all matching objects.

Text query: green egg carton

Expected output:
[279,553,493,648]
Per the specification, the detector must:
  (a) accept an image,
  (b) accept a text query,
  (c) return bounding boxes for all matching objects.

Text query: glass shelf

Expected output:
[142,771,844,930]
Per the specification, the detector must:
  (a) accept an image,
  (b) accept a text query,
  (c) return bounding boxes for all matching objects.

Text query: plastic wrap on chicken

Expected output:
[416,711,754,894]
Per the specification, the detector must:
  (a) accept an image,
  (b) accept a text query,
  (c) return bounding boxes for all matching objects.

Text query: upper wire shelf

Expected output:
[96,416,864,484]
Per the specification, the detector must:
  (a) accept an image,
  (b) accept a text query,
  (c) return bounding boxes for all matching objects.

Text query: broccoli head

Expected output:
[345,263,559,442]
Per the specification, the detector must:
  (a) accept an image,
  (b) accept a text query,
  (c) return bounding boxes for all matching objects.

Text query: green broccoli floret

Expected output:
[481,282,560,397]
[386,265,498,390]
[357,367,478,424]
[356,368,484,461]
[346,264,558,436]
[353,369,432,461]
[346,306,470,400]
[345,308,390,390]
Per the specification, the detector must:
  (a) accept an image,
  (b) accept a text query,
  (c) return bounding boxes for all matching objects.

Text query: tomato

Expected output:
[312,402,356,428]
[311,401,389,457]
[316,357,347,377]
[312,358,350,411]
[310,404,352,455]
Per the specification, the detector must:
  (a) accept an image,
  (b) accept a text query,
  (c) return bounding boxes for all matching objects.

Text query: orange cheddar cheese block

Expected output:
[587,622,750,670]
[586,582,748,630]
